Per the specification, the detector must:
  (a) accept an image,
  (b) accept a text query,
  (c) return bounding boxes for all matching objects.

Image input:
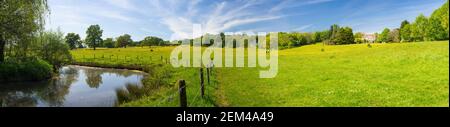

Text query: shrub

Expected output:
[0,58,53,82]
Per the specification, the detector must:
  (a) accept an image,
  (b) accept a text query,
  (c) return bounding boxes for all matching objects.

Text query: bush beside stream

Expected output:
[0,59,53,83]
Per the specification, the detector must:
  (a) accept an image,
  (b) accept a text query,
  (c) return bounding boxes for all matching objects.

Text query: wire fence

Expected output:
[73,54,170,67]
[112,71,203,107]
[152,67,216,107]
[73,54,216,107]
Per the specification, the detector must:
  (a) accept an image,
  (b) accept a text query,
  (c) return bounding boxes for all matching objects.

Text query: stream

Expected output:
[0,65,146,107]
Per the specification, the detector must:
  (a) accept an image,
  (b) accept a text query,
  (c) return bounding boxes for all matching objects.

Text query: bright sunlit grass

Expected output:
[216,41,449,106]
[71,41,449,107]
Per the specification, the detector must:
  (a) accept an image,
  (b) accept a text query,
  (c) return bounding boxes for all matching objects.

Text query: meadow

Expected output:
[71,41,449,107]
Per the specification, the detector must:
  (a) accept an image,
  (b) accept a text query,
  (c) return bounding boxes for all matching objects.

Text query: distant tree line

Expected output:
[277,0,448,48]
[171,24,355,49]
[65,25,169,50]
[376,1,448,43]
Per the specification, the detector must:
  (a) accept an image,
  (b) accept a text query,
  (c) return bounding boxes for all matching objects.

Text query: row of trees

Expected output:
[277,24,356,49]
[327,25,355,45]
[279,32,322,48]
[377,1,449,43]
[172,24,355,49]
[65,25,168,50]
[275,0,448,48]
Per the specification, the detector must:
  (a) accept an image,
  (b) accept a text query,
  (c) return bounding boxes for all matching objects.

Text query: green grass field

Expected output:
[71,41,449,107]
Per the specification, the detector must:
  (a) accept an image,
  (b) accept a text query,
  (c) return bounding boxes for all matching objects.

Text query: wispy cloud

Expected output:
[148,0,287,40]
[292,24,313,31]
[269,0,334,13]
[102,0,136,10]
[96,10,138,23]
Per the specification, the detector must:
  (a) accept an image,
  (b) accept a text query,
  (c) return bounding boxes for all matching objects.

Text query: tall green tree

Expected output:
[400,24,412,42]
[278,32,290,48]
[141,36,164,46]
[320,30,331,42]
[409,23,422,41]
[337,27,354,44]
[399,20,410,42]
[379,28,391,42]
[328,25,354,45]
[37,29,72,71]
[0,0,49,62]
[431,0,449,39]
[220,32,225,48]
[85,25,103,50]
[65,33,81,50]
[414,14,429,41]
[400,20,410,29]
[330,24,340,39]
[428,0,449,40]
[103,38,115,48]
[427,17,447,41]
[116,34,132,48]
[312,31,322,43]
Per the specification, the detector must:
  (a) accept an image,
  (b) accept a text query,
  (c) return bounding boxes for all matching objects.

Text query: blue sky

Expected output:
[46,0,447,41]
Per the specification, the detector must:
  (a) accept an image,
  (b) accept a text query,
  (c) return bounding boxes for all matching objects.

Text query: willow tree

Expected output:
[0,0,49,62]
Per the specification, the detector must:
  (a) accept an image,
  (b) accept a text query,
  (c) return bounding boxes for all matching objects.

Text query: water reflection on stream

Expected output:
[0,65,146,107]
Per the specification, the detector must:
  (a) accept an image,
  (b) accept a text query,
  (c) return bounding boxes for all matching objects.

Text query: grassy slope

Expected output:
[71,41,449,107]
[217,41,449,107]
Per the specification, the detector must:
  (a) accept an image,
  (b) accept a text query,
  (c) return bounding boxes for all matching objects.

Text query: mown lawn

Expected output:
[71,41,449,107]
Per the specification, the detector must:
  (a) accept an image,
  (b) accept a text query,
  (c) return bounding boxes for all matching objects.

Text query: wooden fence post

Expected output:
[207,67,210,85]
[179,80,187,107]
[200,68,205,98]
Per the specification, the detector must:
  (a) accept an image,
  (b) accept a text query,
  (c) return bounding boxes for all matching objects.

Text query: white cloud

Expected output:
[292,24,313,31]
[96,10,138,23]
[147,0,286,40]
[269,0,334,13]
[102,0,136,10]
